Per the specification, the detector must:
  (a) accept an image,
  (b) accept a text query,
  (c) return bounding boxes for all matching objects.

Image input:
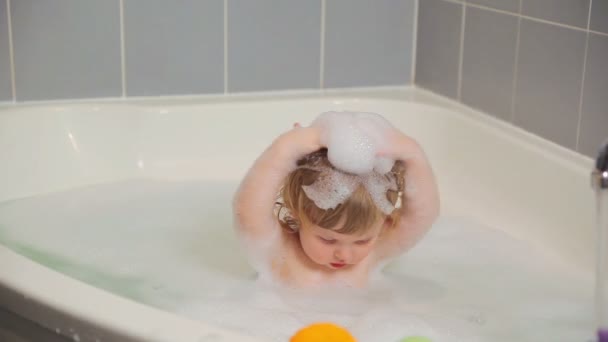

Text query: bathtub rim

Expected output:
[0,84,593,170]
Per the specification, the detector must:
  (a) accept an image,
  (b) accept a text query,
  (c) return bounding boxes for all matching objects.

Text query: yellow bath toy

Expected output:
[290,322,356,342]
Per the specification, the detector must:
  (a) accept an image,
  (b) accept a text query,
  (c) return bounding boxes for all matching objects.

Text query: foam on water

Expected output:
[0,180,594,341]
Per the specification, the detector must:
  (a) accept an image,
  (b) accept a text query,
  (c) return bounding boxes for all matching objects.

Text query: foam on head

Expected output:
[312,111,395,175]
[303,111,400,215]
[300,163,398,215]
[301,164,360,212]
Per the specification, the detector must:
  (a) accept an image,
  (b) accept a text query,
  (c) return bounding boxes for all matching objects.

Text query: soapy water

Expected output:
[0,180,594,342]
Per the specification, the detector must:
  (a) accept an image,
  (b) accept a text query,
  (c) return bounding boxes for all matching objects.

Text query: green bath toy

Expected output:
[400,337,432,342]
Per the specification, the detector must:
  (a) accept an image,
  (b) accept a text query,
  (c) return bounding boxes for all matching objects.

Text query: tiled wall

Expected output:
[0,0,416,101]
[1,0,606,158]
[416,0,608,158]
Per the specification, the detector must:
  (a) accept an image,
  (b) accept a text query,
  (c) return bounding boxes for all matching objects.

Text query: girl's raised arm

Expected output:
[233,126,322,241]
[377,131,440,259]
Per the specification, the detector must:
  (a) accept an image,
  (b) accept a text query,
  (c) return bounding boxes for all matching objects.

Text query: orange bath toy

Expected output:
[290,323,356,342]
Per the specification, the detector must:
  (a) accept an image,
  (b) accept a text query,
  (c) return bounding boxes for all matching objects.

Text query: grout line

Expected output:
[440,0,605,36]
[518,13,592,33]
[1,85,413,106]
[587,0,593,30]
[518,0,523,14]
[586,2,608,38]
[590,29,608,37]
[6,0,16,102]
[119,0,126,98]
[575,0,593,151]
[456,3,465,100]
[319,0,325,89]
[509,0,523,123]
[574,51,590,153]
[224,0,228,94]
[439,0,463,5]
[464,2,518,17]
[410,0,419,84]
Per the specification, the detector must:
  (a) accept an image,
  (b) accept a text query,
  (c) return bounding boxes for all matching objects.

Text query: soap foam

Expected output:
[301,166,360,211]
[364,172,399,214]
[300,164,398,215]
[312,111,395,175]
[302,111,400,214]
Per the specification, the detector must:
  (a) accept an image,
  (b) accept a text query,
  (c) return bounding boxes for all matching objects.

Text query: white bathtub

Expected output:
[0,87,596,342]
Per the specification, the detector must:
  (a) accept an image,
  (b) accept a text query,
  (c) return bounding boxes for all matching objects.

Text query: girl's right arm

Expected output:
[233,126,322,242]
[375,131,440,260]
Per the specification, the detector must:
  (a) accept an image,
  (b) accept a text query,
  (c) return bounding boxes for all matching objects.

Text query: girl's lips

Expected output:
[330,262,346,268]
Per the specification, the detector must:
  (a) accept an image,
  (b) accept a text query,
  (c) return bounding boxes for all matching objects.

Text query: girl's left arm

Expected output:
[376,131,440,260]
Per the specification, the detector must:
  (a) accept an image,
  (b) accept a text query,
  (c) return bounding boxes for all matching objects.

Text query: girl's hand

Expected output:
[376,128,421,161]
[275,123,324,159]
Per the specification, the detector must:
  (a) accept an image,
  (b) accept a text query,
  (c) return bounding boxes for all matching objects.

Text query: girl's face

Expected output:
[298,216,386,270]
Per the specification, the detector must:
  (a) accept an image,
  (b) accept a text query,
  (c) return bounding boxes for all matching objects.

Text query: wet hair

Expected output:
[276,149,405,235]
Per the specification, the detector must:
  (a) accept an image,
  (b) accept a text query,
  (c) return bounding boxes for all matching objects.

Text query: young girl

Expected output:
[233,112,439,288]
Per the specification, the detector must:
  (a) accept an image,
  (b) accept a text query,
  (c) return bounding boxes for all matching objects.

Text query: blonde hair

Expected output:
[276,149,405,235]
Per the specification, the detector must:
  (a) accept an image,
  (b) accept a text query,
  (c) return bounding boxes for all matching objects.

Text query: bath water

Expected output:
[0,180,593,341]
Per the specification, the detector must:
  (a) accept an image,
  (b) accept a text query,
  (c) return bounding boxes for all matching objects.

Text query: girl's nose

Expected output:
[334,248,350,262]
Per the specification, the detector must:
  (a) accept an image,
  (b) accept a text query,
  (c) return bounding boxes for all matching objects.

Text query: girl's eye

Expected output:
[319,237,337,244]
[355,239,371,245]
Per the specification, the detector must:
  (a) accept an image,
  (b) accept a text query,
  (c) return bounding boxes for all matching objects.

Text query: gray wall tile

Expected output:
[579,33,608,157]
[324,0,415,88]
[521,0,590,28]
[0,0,11,101]
[591,0,608,34]
[228,0,321,92]
[6,1,419,101]
[514,19,586,149]
[11,0,121,101]
[467,0,520,13]
[461,7,518,121]
[416,0,462,98]
[124,0,223,96]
